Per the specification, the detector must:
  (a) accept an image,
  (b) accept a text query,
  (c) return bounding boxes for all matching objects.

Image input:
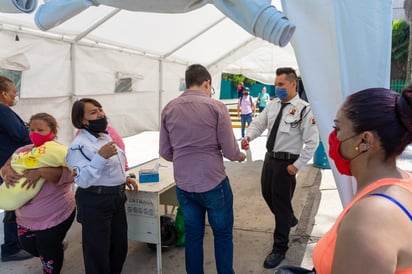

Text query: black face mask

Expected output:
[86,116,108,133]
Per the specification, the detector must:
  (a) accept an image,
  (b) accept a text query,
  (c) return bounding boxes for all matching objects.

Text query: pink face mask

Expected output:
[328,129,356,176]
[29,132,54,147]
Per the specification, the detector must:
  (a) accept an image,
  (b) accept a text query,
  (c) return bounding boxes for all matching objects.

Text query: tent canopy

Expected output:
[0,0,297,82]
[0,1,298,145]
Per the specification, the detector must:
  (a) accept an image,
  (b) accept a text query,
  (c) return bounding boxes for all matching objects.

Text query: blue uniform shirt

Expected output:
[66,129,127,188]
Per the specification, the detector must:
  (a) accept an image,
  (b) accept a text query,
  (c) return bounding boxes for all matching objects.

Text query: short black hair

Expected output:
[71,98,102,129]
[185,64,211,89]
[276,67,298,82]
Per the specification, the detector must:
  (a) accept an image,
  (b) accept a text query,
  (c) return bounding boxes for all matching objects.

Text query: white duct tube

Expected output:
[34,0,294,46]
[34,0,206,31]
[0,0,37,13]
[98,0,207,13]
[34,0,97,31]
[212,0,295,47]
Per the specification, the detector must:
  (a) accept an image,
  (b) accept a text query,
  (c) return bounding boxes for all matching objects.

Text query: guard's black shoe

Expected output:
[291,215,299,227]
[1,249,33,262]
[263,252,285,269]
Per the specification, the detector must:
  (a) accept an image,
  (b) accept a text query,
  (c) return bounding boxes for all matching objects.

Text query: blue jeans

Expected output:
[240,113,253,138]
[176,177,235,274]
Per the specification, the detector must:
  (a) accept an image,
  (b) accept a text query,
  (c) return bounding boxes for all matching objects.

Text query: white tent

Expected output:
[0,0,298,145]
[0,1,394,206]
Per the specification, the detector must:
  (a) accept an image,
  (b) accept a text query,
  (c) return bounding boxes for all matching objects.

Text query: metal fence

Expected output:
[391,79,410,93]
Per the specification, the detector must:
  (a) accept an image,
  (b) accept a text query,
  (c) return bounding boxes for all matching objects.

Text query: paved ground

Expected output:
[1,129,410,273]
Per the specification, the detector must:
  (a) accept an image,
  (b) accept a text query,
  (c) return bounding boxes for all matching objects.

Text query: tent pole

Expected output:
[208,37,257,68]
[162,16,226,59]
[73,8,122,42]
[69,43,77,143]
[158,59,163,131]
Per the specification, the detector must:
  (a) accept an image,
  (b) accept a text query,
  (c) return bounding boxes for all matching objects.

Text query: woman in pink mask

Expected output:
[0,112,75,274]
[312,86,412,274]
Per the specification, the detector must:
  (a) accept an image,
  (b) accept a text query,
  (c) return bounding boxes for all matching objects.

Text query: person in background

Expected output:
[66,98,138,274]
[256,86,271,113]
[0,76,32,262]
[237,87,256,139]
[159,64,246,274]
[312,86,412,274]
[1,112,75,274]
[241,67,319,269]
[106,124,129,171]
[237,81,244,98]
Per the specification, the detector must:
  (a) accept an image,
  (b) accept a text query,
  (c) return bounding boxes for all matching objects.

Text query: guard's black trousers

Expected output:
[76,188,128,274]
[261,152,297,254]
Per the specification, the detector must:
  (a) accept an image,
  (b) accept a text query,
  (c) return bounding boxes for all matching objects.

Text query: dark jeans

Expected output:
[76,187,128,274]
[1,211,20,257]
[18,210,76,274]
[176,177,235,274]
[240,113,253,138]
[261,153,297,254]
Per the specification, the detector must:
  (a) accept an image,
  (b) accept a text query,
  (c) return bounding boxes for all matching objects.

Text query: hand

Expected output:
[287,164,298,175]
[22,169,42,189]
[98,141,118,159]
[1,165,22,188]
[126,176,138,192]
[238,152,246,162]
[241,137,250,150]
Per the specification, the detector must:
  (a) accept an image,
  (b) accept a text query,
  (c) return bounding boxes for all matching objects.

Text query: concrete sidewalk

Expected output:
[0,130,345,273]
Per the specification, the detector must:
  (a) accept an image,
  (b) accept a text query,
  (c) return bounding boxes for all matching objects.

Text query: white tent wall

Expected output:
[0,30,74,145]
[160,61,187,107]
[0,27,189,146]
[13,97,73,145]
[73,45,163,140]
[65,45,188,144]
[0,31,72,98]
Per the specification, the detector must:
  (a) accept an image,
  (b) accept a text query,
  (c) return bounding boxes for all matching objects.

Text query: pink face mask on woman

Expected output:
[29,132,54,147]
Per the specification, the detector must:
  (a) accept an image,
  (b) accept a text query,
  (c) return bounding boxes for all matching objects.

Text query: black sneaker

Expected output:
[1,249,33,262]
[263,252,285,269]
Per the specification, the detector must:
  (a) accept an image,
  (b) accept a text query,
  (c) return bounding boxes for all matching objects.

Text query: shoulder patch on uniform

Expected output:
[71,166,80,178]
[311,118,316,125]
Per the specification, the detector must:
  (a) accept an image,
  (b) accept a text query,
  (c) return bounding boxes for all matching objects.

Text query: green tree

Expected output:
[221,73,256,87]
[392,19,409,80]
[404,0,412,80]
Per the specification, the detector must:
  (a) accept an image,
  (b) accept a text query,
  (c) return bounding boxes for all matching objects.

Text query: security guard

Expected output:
[242,67,319,269]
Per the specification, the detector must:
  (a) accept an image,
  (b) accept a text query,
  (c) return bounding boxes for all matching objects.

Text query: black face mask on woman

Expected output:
[86,116,108,133]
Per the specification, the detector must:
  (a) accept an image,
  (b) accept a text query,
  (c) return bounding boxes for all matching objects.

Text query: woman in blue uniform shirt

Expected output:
[66,98,138,274]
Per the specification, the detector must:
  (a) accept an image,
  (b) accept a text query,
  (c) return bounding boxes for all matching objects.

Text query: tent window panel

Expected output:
[179,79,186,91]
[0,68,22,96]
[115,78,133,93]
